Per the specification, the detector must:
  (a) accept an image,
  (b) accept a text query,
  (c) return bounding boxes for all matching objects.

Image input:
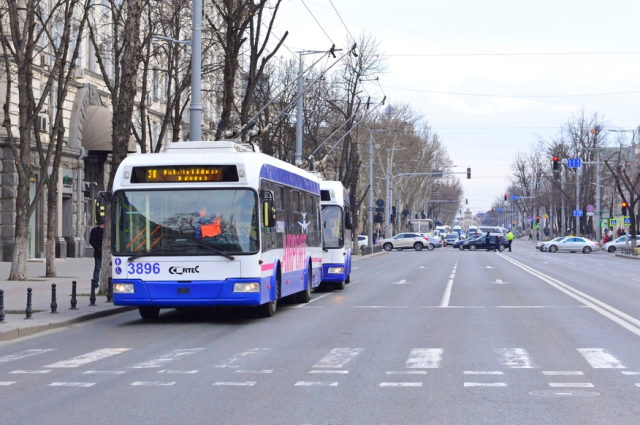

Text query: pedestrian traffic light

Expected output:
[621,201,628,215]
[467,167,471,179]
[504,194,507,201]
[553,156,559,171]
[536,215,540,224]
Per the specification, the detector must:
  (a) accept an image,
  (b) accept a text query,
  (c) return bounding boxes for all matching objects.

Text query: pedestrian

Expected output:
[617,227,624,237]
[89,222,104,287]
[493,235,501,252]
[528,231,533,241]
[485,231,491,251]
[506,230,515,252]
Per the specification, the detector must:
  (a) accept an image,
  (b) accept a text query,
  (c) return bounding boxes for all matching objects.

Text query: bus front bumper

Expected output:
[321,264,347,283]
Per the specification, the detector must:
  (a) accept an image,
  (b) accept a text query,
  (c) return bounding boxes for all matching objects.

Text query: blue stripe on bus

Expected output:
[260,164,320,194]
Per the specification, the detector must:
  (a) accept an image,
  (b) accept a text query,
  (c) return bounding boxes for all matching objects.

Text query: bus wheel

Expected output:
[345,273,351,284]
[258,277,280,317]
[139,306,160,320]
[296,264,312,303]
[333,279,345,290]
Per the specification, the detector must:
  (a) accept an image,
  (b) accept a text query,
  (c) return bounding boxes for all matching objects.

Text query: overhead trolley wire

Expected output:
[300,0,335,46]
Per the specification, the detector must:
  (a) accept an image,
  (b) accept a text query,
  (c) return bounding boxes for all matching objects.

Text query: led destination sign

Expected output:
[130,165,239,183]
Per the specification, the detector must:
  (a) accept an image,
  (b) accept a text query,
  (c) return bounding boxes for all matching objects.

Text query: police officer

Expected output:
[506,230,515,252]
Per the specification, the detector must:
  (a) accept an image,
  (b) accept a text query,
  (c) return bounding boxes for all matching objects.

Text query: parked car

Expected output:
[462,234,507,251]
[379,232,435,251]
[602,235,640,252]
[537,237,566,252]
[546,237,600,254]
[357,235,368,251]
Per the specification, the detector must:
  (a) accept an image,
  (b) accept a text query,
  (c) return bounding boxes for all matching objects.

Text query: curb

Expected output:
[0,306,135,342]
[353,251,388,262]
[614,253,640,261]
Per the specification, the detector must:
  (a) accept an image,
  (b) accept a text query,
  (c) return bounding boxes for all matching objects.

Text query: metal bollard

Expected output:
[25,288,33,319]
[70,280,78,310]
[0,289,5,323]
[106,277,113,303]
[50,284,58,314]
[89,280,96,306]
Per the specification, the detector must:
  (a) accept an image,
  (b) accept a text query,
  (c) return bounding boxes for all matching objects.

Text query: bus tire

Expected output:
[333,279,345,290]
[258,274,280,317]
[345,273,351,284]
[139,306,160,320]
[296,263,312,303]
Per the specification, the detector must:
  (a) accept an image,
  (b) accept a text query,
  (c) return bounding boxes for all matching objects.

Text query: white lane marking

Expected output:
[419,266,426,269]
[542,262,549,264]
[464,382,507,387]
[131,349,204,369]
[464,371,504,375]
[494,348,537,368]
[495,279,503,284]
[215,348,270,368]
[406,349,443,369]
[235,370,273,374]
[309,370,348,374]
[131,381,176,386]
[578,348,626,369]
[212,382,256,386]
[312,348,363,368]
[543,371,584,376]
[633,279,640,282]
[295,381,338,387]
[441,280,454,307]
[157,370,199,374]
[549,383,594,388]
[380,382,422,387]
[46,349,131,368]
[484,266,495,269]
[296,292,332,307]
[595,269,602,272]
[611,273,619,276]
[449,274,455,279]
[386,371,427,375]
[622,371,640,375]
[393,279,411,285]
[635,383,640,387]
[497,253,640,337]
[0,382,16,386]
[49,382,95,387]
[10,370,51,374]
[83,371,126,375]
[0,349,57,364]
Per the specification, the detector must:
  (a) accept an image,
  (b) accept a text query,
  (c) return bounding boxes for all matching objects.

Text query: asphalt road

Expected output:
[1,243,640,424]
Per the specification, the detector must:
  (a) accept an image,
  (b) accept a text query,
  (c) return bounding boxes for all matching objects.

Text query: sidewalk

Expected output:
[0,258,132,342]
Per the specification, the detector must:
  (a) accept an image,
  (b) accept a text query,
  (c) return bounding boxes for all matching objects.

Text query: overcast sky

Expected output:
[273,0,640,212]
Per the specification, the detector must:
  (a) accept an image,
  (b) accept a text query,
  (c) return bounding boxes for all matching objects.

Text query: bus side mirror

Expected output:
[261,190,276,228]
[345,211,352,230]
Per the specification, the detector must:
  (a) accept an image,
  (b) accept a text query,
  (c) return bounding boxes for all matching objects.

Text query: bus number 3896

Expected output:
[127,263,161,275]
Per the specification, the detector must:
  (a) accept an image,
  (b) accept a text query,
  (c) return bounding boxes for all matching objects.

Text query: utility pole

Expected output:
[190,0,202,141]
[596,148,602,243]
[576,166,580,235]
[295,51,304,165]
[367,132,374,250]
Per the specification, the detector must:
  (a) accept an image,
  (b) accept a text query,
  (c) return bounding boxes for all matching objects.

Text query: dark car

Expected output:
[454,235,478,250]
[462,235,507,251]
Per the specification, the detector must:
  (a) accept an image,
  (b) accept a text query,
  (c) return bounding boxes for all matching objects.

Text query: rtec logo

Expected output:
[169,266,200,275]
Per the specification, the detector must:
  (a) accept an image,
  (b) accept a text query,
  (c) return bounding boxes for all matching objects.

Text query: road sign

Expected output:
[586,212,594,217]
[586,204,594,212]
[375,199,384,207]
[527,216,533,221]
[543,214,548,219]
[375,207,384,213]
[567,158,582,168]
[497,208,502,212]
[610,219,618,226]
[511,195,519,201]
[623,216,631,225]
[572,210,583,217]
[402,209,410,217]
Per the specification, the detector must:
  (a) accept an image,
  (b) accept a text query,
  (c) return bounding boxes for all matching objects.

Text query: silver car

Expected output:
[546,237,600,254]
[602,235,640,253]
[538,237,567,252]
[379,232,435,251]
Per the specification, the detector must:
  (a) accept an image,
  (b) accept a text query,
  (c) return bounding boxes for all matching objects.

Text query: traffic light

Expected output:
[491,207,494,212]
[504,194,507,201]
[536,215,540,224]
[465,198,468,205]
[553,156,559,171]
[467,167,471,179]
[621,201,628,215]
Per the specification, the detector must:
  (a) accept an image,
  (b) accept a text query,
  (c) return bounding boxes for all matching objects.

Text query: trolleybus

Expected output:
[319,181,352,290]
[111,140,323,319]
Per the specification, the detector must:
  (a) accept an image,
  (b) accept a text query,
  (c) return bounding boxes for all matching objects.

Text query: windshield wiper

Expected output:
[184,242,235,260]
[127,250,173,262]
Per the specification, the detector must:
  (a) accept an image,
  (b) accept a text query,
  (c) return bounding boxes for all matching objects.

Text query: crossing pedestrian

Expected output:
[89,223,104,287]
[506,230,515,252]
[485,231,491,251]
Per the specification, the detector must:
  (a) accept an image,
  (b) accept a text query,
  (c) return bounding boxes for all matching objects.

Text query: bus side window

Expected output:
[260,190,276,228]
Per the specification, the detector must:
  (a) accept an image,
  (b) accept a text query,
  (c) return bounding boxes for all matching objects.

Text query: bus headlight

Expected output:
[233,282,260,293]
[113,283,135,293]
[327,267,344,274]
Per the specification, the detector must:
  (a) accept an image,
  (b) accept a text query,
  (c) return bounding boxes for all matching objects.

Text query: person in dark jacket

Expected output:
[89,223,104,286]
[485,231,491,251]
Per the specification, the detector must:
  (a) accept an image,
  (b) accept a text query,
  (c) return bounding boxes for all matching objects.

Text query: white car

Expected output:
[603,235,640,253]
[546,237,600,254]
[379,232,435,251]
[357,235,369,251]
[537,237,566,252]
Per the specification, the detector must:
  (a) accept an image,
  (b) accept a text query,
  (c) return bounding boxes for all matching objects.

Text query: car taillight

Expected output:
[595,243,599,246]
[424,238,429,240]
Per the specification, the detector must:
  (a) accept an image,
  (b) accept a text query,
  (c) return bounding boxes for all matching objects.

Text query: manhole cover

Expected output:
[529,390,601,398]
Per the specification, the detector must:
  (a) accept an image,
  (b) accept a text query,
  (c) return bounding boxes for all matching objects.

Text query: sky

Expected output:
[272,0,640,212]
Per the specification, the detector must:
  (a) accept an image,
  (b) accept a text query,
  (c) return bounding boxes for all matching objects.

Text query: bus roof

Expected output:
[320,181,349,206]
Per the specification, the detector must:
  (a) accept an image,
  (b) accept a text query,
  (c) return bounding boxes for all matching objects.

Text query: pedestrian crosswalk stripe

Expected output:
[635,383,640,387]
[295,381,338,387]
[130,349,203,369]
[235,370,273,374]
[312,348,363,368]
[577,348,626,369]
[549,383,594,388]
[213,382,256,386]
[464,371,503,375]
[405,349,443,369]
[543,371,584,376]
[131,381,176,386]
[309,370,348,374]
[157,370,199,374]
[0,382,16,386]
[494,348,537,368]
[386,371,427,375]
[49,382,95,387]
[215,348,270,368]
[464,382,507,387]
[0,349,56,364]
[10,370,51,374]
[83,371,126,375]
[46,349,131,368]
[622,371,640,375]
[380,382,422,387]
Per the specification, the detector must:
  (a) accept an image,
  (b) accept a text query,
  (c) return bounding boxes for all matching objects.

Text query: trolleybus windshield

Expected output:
[112,189,259,256]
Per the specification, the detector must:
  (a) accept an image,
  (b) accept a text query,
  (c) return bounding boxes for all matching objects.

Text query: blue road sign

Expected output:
[572,210,583,217]
[497,208,502,212]
[511,195,519,201]
[623,216,631,225]
[567,158,582,168]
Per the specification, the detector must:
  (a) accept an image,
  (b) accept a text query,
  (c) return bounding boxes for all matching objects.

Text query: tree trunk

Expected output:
[9,184,31,280]
[45,171,58,277]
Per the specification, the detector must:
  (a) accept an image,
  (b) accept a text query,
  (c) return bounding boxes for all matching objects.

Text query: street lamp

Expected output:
[367,129,392,250]
[385,147,406,238]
